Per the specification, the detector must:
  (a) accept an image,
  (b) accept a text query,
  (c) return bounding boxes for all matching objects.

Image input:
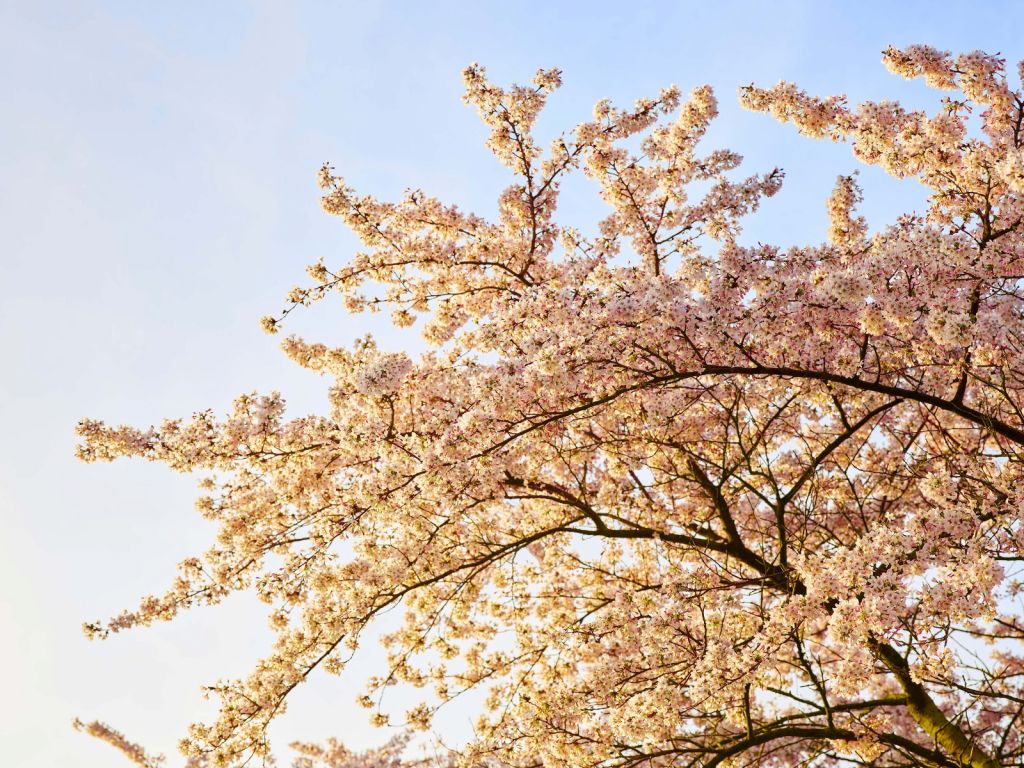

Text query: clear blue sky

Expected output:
[3,2,1023,766]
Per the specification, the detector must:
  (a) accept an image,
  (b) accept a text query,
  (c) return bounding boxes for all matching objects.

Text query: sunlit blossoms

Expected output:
[79,46,1024,768]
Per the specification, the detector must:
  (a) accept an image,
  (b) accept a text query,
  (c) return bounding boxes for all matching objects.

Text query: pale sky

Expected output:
[3,2,1024,766]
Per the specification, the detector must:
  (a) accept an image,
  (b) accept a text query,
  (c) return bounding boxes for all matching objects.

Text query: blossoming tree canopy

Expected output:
[76,44,1024,768]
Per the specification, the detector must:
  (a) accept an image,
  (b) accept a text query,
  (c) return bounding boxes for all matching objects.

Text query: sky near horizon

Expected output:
[3,2,1024,766]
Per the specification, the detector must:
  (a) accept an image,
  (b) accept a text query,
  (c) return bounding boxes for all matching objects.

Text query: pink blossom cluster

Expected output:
[78,45,1024,768]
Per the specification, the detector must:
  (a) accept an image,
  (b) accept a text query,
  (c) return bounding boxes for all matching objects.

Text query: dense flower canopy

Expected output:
[79,45,1024,768]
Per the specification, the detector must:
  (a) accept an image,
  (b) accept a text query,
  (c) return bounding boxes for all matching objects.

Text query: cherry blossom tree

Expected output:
[78,45,1024,768]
